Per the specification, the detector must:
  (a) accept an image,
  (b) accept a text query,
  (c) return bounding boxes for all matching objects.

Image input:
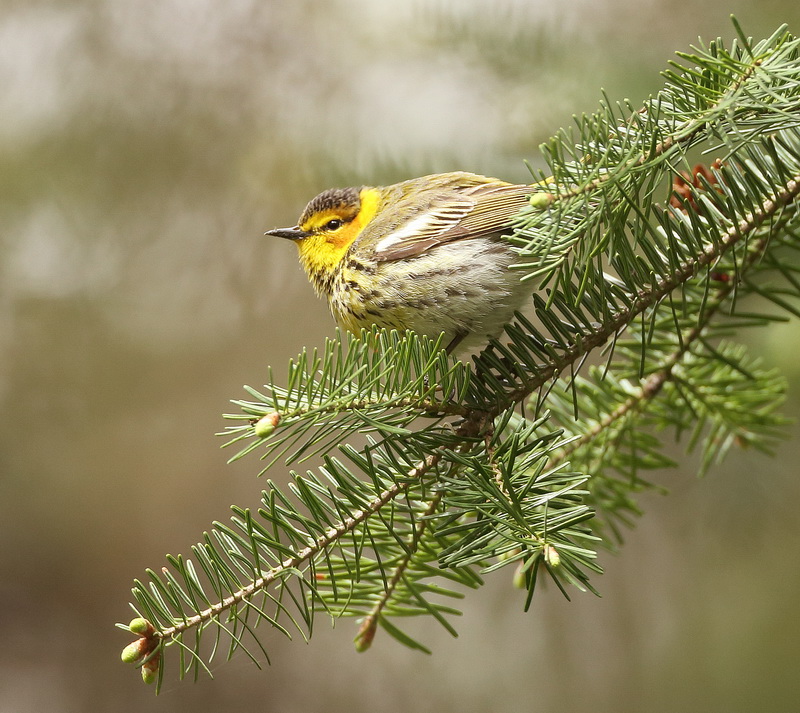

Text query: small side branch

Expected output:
[354,491,445,651]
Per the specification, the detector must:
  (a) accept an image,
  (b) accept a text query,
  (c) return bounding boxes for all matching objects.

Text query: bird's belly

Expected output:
[329,239,530,351]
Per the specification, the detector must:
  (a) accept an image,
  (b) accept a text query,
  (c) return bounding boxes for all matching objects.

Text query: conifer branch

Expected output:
[504,169,800,413]
[550,51,764,204]
[154,412,487,643]
[548,199,791,468]
[155,451,442,642]
[120,23,800,689]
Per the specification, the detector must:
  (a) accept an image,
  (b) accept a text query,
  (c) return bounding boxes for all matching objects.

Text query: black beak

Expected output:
[264,226,310,241]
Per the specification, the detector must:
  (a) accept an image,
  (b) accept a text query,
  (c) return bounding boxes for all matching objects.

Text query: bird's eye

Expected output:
[324,219,343,231]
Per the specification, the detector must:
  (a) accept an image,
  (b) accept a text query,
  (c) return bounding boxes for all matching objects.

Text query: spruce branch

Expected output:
[478,163,799,417]
[549,187,792,471]
[221,329,473,469]
[153,448,448,643]
[120,22,800,689]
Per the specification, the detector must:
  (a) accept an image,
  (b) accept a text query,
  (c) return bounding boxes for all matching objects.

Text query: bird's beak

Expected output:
[264,226,310,241]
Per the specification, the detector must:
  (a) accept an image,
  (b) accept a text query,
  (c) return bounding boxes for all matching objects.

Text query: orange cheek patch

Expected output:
[330,222,361,250]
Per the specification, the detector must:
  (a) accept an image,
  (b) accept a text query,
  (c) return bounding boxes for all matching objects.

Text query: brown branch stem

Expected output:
[355,490,446,648]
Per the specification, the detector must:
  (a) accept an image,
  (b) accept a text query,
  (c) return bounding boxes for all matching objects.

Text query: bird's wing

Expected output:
[372,183,533,262]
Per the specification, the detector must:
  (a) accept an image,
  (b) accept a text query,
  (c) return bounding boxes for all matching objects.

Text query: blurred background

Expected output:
[2,1,800,711]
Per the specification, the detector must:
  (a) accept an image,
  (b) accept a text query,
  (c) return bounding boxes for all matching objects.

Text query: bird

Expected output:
[266,171,538,354]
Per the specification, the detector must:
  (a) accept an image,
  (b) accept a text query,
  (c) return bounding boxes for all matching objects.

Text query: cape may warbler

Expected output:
[266,172,538,353]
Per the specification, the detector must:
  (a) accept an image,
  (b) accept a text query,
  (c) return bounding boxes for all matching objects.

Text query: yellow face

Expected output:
[295,188,381,277]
